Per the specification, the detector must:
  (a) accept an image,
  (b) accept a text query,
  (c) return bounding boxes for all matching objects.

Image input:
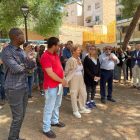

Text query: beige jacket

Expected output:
[65,56,82,87]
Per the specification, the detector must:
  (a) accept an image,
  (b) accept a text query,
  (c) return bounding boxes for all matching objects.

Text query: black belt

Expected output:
[101,69,114,72]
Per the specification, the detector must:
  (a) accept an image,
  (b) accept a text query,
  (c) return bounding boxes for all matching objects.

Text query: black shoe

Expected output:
[51,122,65,127]
[43,130,56,138]
[138,87,140,90]
[101,99,106,104]
[107,98,116,102]
[28,95,33,98]
[130,85,136,89]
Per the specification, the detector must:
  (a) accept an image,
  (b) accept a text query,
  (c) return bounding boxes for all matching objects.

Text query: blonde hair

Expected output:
[88,45,98,61]
[70,44,79,54]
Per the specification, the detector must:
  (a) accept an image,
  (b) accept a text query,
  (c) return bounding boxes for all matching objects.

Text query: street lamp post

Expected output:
[20,4,29,42]
[117,25,123,48]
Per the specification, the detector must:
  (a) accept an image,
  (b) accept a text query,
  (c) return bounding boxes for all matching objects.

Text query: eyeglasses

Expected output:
[90,48,96,51]
[105,48,111,50]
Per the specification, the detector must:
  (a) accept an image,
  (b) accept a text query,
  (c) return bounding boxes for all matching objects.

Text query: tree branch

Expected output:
[122,4,140,51]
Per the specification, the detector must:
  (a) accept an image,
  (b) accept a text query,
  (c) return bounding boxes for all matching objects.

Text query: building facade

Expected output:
[84,0,116,34]
[63,1,84,26]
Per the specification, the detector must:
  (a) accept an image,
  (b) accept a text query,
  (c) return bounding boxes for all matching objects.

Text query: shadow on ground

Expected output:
[0,79,140,140]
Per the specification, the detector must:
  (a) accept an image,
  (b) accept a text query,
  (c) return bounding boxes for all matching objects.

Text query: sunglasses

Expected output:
[105,48,111,50]
[90,48,96,51]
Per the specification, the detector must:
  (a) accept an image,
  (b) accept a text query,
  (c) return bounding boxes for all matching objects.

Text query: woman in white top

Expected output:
[65,44,91,119]
[23,43,36,98]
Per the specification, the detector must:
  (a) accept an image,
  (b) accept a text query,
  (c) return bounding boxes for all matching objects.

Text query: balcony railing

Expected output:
[117,31,140,41]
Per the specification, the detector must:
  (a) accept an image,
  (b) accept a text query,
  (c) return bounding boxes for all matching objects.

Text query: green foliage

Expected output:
[120,0,140,18]
[0,0,72,38]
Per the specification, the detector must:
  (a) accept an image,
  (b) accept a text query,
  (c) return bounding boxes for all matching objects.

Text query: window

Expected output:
[87,5,91,11]
[71,11,74,16]
[95,2,100,9]
[122,26,129,33]
[95,16,99,21]
[66,12,68,17]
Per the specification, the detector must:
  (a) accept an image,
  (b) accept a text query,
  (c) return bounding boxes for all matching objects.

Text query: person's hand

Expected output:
[128,56,131,58]
[94,76,97,80]
[10,69,13,73]
[20,63,25,66]
[64,59,68,62]
[108,55,113,60]
[97,77,101,80]
[61,79,67,87]
[0,60,3,66]
[26,58,32,63]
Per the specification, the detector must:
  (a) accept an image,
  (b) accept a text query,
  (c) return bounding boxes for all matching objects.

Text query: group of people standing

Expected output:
[1,27,140,140]
[0,38,46,110]
[111,44,140,91]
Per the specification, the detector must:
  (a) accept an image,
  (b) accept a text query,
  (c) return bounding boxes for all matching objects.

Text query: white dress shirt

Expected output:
[99,53,120,70]
[82,50,89,60]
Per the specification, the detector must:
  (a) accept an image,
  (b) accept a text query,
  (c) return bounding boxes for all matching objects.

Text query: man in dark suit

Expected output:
[131,44,140,90]
[126,46,132,81]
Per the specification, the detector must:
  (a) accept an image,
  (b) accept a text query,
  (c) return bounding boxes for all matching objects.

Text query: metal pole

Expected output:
[24,16,28,42]
[120,31,122,48]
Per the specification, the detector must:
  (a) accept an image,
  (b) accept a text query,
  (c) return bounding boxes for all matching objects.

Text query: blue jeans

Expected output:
[34,68,38,87]
[0,73,5,100]
[43,86,63,132]
[100,69,113,100]
[28,75,33,96]
[63,87,68,96]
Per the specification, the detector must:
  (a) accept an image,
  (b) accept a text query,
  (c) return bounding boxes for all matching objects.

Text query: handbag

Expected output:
[27,69,33,76]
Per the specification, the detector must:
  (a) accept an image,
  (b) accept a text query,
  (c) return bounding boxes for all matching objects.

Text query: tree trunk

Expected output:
[122,4,140,51]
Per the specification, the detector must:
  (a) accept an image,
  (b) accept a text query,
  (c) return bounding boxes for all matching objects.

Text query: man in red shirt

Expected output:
[41,37,67,139]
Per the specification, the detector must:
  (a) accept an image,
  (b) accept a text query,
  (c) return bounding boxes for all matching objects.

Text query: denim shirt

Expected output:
[1,43,35,90]
[63,48,72,68]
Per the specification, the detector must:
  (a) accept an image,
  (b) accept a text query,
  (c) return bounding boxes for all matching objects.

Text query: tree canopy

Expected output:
[0,0,72,38]
[120,0,140,18]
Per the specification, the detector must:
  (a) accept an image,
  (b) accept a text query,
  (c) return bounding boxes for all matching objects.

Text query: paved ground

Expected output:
[0,80,140,140]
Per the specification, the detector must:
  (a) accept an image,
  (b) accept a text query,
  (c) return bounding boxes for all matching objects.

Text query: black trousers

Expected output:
[126,65,132,80]
[6,88,29,140]
[86,85,96,102]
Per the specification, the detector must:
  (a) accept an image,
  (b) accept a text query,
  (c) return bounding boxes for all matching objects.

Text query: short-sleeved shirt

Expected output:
[40,50,63,90]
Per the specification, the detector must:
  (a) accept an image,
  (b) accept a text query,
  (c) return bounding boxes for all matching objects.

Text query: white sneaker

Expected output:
[40,91,44,96]
[73,111,81,118]
[0,106,2,109]
[79,108,91,114]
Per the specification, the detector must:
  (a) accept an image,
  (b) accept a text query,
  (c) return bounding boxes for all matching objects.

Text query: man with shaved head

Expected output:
[1,28,35,140]
[99,46,119,104]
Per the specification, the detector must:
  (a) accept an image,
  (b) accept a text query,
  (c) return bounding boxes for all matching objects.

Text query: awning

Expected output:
[0,39,47,44]
[85,16,92,21]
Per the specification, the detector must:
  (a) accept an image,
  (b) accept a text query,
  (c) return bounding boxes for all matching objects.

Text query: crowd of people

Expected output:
[0,28,140,139]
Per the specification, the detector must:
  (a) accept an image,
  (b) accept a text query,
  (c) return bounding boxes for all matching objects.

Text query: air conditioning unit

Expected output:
[96,21,99,25]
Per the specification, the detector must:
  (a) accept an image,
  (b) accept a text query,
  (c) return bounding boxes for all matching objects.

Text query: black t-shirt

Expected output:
[126,51,131,66]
